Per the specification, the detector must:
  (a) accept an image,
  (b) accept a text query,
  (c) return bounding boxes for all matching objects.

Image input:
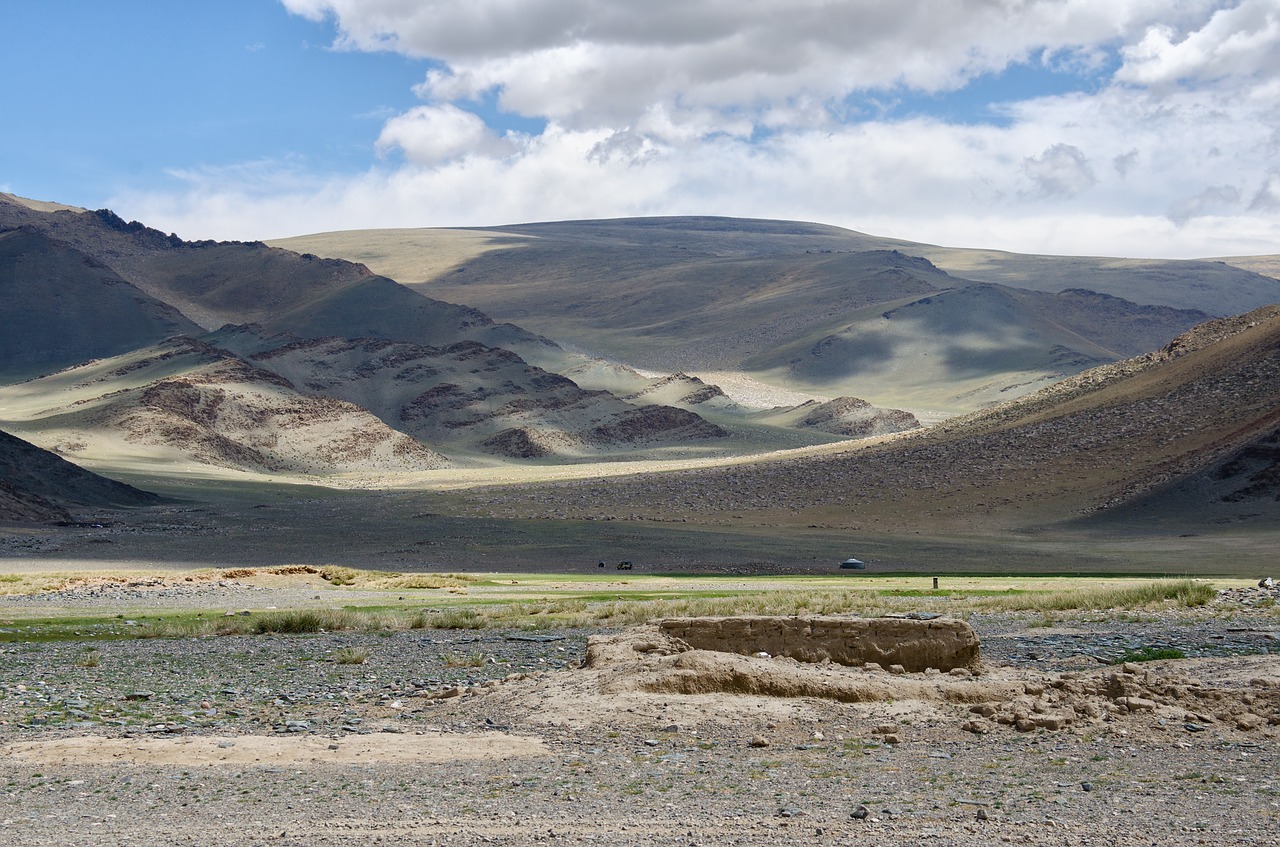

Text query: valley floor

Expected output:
[1,593,1278,845]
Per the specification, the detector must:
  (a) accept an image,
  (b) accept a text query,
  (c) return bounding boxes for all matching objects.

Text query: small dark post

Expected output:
[932,577,939,590]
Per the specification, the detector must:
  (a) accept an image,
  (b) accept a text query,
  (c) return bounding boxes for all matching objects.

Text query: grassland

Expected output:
[0,565,1252,643]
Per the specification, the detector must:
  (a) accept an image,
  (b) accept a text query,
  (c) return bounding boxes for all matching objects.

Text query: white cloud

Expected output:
[1168,184,1243,224]
[284,0,1197,131]
[376,104,516,164]
[108,2,1280,259]
[1022,143,1097,197]
[1251,171,1280,211]
[1117,0,1280,86]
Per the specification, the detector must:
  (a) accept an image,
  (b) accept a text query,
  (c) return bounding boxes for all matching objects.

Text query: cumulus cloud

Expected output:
[376,104,516,164]
[108,1,1280,259]
[1118,0,1280,87]
[284,0,1190,132]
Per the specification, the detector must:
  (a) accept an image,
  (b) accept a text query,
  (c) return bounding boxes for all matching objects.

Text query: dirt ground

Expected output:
[2,597,1279,846]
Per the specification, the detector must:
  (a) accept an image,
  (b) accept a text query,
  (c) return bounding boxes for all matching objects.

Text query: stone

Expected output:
[748,736,770,748]
[851,805,870,820]
[1235,713,1263,731]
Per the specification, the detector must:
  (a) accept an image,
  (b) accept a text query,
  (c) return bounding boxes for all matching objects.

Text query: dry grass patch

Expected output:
[332,646,370,665]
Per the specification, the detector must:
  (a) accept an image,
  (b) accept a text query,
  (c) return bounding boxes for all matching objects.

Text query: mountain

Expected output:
[456,303,1280,532]
[212,327,728,458]
[744,283,1211,409]
[0,428,157,522]
[0,337,449,475]
[0,195,749,469]
[0,228,203,382]
[0,196,553,358]
[271,217,1265,412]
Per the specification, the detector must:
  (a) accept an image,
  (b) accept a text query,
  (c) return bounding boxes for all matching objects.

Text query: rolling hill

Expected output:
[1,195,781,470]
[212,326,729,459]
[454,303,1280,533]
[5,193,1278,535]
[272,217,1265,413]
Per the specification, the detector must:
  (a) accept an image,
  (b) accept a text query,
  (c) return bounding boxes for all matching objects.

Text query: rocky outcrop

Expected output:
[222,331,729,459]
[481,427,584,459]
[622,373,733,407]
[792,397,920,438]
[587,405,727,445]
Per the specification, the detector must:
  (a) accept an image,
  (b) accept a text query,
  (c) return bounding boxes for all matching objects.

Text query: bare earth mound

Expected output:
[543,618,1280,740]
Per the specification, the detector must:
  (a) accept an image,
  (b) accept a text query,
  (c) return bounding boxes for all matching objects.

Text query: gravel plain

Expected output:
[2,582,1280,846]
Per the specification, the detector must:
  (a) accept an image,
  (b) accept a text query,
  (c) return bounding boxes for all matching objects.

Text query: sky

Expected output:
[2,0,1279,258]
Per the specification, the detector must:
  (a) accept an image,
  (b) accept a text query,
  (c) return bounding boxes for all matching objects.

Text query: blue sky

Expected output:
[2,2,421,201]
[3,1,1279,258]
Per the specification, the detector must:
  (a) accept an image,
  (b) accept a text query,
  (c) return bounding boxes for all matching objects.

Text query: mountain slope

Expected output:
[746,283,1210,409]
[0,229,203,382]
[457,305,1280,531]
[0,196,743,468]
[214,328,728,459]
[0,338,449,476]
[271,217,1267,412]
[0,197,555,359]
[355,242,952,372]
[0,428,157,521]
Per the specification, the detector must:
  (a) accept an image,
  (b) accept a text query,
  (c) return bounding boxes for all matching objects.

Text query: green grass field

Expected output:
[0,567,1260,642]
